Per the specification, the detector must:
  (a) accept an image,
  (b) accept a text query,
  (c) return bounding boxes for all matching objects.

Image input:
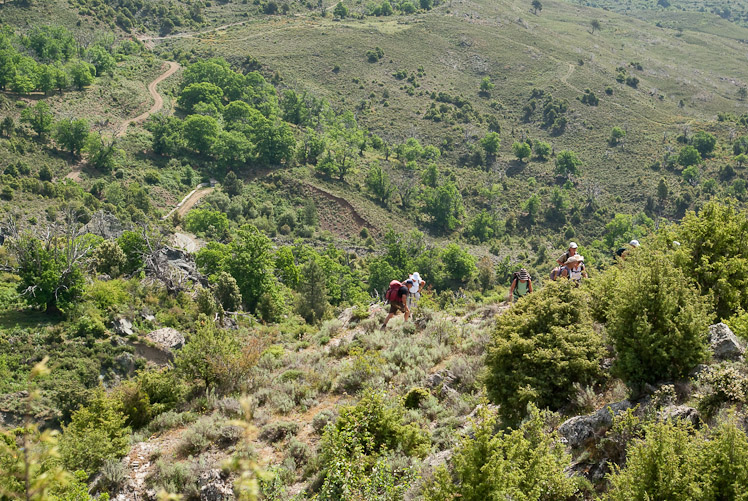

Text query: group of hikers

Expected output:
[381,240,644,324]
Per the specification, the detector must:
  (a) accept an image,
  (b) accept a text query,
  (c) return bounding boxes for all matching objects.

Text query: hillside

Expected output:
[3,0,748,499]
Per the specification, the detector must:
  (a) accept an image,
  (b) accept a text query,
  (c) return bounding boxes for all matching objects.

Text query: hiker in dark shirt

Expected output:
[381,279,411,329]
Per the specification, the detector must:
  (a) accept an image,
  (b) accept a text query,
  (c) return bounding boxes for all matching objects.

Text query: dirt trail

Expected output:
[65,61,180,180]
[116,61,180,137]
[136,21,249,44]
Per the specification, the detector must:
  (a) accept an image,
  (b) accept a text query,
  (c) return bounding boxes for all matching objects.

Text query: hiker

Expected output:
[406,272,425,311]
[557,242,579,266]
[508,268,533,302]
[616,239,640,259]
[381,279,410,329]
[560,255,587,283]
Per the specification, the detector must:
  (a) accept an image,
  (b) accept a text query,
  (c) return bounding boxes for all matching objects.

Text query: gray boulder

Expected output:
[558,400,632,449]
[114,353,136,378]
[425,370,456,391]
[112,318,134,336]
[199,469,234,501]
[146,246,207,291]
[146,328,185,352]
[709,323,745,361]
[81,211,128,240]
[658,405,701,426]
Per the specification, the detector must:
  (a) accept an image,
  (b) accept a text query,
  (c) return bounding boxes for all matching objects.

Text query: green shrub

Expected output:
[403,387,430,409]
[317,389,429,498]
[84,279,129,311]
[93,239,127,278]
[179,416,221,455]
[260,421,299,443]
[484,280,603,426]
[59,390,130,474]
[673,200,748,319]
[606,250,711,387]
[695,364,748,419]
[424,404,582,500]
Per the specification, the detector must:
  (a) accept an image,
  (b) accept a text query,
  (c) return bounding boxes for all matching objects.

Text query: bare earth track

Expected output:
[65,61,180,180]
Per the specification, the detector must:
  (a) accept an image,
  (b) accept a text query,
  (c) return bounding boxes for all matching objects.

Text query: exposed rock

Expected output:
[558,400,632,449]
[658,405,701,426]
[110,336,129,348]
[146,246,207,291]
[112,317,134,336]
[425,370,456,390]
[146,328,185,352]
[567,459,609,484]
[141,310,156,322]
[0,391,60,430]
[81,211,128,240]
[114,353,136,378]
[709,323,745,361]
[423,449,453,469]
[199,469,234,501]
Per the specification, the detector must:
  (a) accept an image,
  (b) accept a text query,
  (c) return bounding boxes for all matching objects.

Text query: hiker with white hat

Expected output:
[560,254,587,283]
[509,268,533,302]
[405,271,425,312]
[557,242,579,266]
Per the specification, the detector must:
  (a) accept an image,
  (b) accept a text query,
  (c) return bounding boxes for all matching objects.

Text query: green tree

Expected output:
[295,258,330,324]
[524,193,541,224]
[441,243,477,282]
[678,145,701,167]
[21,101,54,140]
[479,76,494,97]
[214,129,253,171]
[590,19,601,33]
[610,126,626,146]
[227,225,276,314]
[424,405,579,501]
[223,171,243,197]
[333,1,348,17]
[117,230,147,275]
[183,114,220,154]
[215,271,243,311]
[533,140,552,160]
[485,281,603,425]
[252,118,295,165]
[606,250,711,387]
[692,130,717,158]
[657,177,669,203]
[92,239,127,278]
[555,149,581,179]
[68,59,95,89]
[512,141,532,162]
[54,118,89,158]
[531,0,543,14]
[11,233,87,314]
[479,131,501,158]
[84,133,121,173]
[59,389,130,474]
[380,0,393,15]
[365,162,394,205]
[423,182,464,232]
[681,164,700,186]
[178,82,224,113]
[87,45,115,75]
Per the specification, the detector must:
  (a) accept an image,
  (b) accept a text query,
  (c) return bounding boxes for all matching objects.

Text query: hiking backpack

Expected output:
[385,280,402,303]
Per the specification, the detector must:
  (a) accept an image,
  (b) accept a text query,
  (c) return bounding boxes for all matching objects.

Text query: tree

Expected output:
[295,258,329,324]
[512,141,532,162]
[333,1,348,18]
[555,149,581,179]
[92,239,127,278]
[681,165,700,186]
[178,82,224,113]
[531,0,542,14]
[215,271,243,311]
[227,225,275,314]
[419,0,433,9]
[479,131,501,158]
[214,129,253,171]
[606,250,711,387]
[365,162,394,205]
[609,126,626,146]
[87,45,115,76]
[441,243,476,282]
[69,59,95,89]
[54,118,89,158]
[736,153,748,168]
[657,177,669,203]
[524,193,541,224]
[534,140,552,160]
[423,182,464,232]
[692,130,717,158]
[146,115,184,156]
[479,77,494,97]
[252,118,295,165]
[223,171,243,197]
[678,145,701,167]
[380,0,394,15]
[738,86,747,100]
[485,281,603,425]
[21,101,54,140]
[590,19,601,33]
[84,133,121,173]
[183,114,220,154]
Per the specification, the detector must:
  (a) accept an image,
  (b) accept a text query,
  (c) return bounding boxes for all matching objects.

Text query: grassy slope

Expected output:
[158,0,748,232]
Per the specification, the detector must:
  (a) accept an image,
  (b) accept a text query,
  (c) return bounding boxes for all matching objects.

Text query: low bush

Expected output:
[260,421,299,443]
[484,280,604,425]
[424,404,583,500]
[695,364,748,419]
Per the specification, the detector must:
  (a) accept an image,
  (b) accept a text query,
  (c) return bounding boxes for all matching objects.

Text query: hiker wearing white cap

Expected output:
[616,239,640,259]
[509,268,533,302]
[557,242,579,266]
[560,255,587,283]
[406,272,425,311]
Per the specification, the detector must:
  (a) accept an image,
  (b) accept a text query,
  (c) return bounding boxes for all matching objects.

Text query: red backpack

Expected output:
[385,280,402,303]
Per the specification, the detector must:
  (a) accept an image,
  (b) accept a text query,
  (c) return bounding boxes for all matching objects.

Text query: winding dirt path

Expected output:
[65,61,180,180]
[116,61,180,137]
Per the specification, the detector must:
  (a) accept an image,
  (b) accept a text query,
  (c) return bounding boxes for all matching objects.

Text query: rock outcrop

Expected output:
[558,400,632,449]
[146,327,185,352]
[81,211,129,239]
[708,323,745,361]
[112,317,134,336]
[199,469,234,501]
[658,405,701,426]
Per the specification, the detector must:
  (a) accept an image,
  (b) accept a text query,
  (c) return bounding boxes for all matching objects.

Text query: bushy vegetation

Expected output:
[484,280,603,425]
